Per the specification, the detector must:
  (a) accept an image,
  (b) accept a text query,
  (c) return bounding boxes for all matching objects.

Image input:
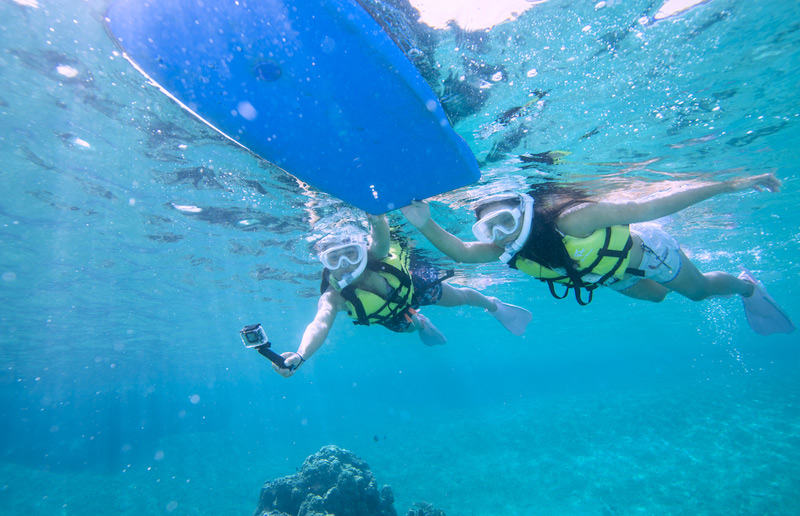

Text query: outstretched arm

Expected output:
[366,213,390,259]
[557,173,782,237]
[274,290,343,378]
[401,201,503,263]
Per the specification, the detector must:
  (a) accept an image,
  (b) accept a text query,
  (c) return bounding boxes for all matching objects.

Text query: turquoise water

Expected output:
[1,0,799,515]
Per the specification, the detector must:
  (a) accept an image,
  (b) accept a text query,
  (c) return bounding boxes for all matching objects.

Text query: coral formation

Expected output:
[252,445,444,516]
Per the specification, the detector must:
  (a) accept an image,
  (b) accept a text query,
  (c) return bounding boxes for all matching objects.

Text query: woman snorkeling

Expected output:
[271,213,532,377]
[401,173,794,336]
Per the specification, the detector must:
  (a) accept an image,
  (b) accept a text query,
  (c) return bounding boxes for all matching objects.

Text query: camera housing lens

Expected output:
[240,324,268,348]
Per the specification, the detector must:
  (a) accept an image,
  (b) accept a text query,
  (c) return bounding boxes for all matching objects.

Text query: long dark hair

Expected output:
[521,184,593,270]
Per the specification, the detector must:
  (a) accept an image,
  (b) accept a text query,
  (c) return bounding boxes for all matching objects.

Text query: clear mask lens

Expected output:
[472,208,521,243]
[320,243,366,270]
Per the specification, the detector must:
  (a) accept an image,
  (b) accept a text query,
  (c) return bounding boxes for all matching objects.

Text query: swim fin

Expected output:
[519,150,571,165]
[738,267,796,336]
[412,312,447,346]
[488,297,533,336]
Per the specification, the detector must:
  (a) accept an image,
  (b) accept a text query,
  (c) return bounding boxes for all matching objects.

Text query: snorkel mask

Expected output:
[318,240,368,288]
[472,193,534,263]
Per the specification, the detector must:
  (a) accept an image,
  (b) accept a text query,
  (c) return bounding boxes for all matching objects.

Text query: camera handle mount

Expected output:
[255,343,294,370]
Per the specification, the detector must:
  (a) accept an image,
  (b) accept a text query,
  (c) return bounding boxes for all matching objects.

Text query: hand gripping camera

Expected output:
[239,323,294,370]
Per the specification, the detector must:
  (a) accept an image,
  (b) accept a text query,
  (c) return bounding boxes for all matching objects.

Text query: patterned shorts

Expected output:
[410,264,445,307]
[381,264,445,332]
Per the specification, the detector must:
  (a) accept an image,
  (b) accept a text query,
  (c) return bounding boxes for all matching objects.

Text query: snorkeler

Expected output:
[401,173,795,336]
[271,213,532,377]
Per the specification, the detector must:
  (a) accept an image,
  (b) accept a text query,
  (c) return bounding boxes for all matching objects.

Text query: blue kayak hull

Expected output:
[105,0,480,213]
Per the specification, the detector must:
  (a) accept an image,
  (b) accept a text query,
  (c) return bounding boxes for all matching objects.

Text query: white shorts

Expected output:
[607,223,682,292]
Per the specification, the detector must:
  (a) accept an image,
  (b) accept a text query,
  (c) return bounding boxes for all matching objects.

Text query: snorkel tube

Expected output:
[336,246,367,289]
[499,193,534,263]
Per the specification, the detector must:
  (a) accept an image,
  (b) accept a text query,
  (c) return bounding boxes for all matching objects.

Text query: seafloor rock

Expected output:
[252,445,444,516]
[406,501,446,516]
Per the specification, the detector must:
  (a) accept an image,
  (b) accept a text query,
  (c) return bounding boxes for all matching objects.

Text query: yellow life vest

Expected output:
[321,244,415,328]
[512,225,634,305]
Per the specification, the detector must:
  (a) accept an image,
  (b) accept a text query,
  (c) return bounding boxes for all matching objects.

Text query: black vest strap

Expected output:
[339,286,372,325]
[548,281,570,300]
[562,266,596,306]
[366,260,415,325]
[320,258,415,327]
[320,268,331,294]
[592,233,634,286]
[569,229,632,284]
[367,260,411,289]
[523,227,633,306]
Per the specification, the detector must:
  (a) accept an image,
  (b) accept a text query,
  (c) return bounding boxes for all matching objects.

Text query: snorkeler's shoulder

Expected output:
[556,199,644,237]
[553,201,601,237]
[319,286,347,309]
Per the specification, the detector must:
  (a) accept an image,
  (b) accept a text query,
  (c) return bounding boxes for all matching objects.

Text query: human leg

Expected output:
[409,263,531,335]
[614,279,670,302]
[436,283,496,310]
[436,284,531,336]
[622,224,748,302]
[661,250,753,301]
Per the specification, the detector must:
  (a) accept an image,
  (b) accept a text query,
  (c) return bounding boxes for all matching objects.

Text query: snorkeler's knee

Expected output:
[681,287,710,302]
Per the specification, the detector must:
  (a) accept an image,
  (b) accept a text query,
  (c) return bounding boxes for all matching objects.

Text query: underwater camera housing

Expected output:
[239,323,292,370]
[240,323,268,348]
